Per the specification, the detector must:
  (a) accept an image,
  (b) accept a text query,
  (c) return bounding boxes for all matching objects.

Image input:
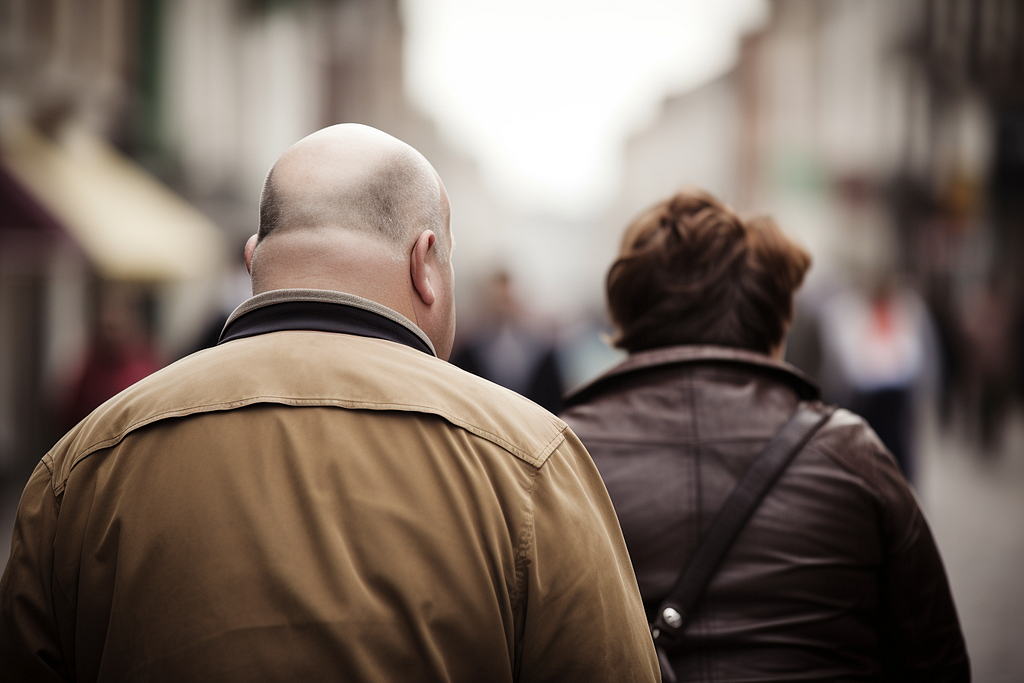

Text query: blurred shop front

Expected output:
[0,118,225,480]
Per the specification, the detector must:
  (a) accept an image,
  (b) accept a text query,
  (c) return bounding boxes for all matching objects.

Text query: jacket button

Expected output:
[663,607,683,628]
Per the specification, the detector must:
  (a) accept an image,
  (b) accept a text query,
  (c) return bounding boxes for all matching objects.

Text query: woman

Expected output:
[561,189,968,682]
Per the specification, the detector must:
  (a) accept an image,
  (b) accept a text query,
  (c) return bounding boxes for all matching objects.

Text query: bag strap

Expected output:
[651,401,835,656]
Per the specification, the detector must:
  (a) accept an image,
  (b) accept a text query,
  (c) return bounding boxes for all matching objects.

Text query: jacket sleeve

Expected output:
[872,443,970,682]
[516,429,660,683]
[0,458,70,682]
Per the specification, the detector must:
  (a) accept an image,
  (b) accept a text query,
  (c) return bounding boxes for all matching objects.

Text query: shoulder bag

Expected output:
[650,401,836,683]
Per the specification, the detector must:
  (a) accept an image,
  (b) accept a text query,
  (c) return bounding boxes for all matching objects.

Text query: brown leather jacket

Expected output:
[0,290,659,683]
[562,344,969,683]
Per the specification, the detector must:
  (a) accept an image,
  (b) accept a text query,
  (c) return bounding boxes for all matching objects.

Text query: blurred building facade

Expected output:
[1,0,229,476]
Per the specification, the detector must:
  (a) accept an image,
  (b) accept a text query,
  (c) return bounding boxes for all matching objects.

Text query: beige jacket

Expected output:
[1,291,659,683]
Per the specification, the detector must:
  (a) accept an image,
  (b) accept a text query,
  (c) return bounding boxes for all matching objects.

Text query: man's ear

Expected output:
[410,230,437,306]
[244,234,259,275]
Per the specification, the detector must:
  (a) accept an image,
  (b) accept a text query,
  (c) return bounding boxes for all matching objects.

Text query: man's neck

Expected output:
[251,232,416,323]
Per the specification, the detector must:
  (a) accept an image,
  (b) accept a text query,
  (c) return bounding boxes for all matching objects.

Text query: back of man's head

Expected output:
[257,125,448,259]
[244,124,456,358]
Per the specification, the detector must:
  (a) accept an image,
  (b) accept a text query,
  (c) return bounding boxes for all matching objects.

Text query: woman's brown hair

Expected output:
[607,189,811,355]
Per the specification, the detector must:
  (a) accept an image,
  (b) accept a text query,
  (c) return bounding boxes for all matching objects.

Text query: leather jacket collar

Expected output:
[564,344,819,408]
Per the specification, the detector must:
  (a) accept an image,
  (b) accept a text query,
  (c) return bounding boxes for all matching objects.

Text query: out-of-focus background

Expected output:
[1,0,1022,678]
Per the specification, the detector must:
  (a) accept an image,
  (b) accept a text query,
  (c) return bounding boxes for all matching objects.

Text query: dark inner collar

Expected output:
[218,299,435,356]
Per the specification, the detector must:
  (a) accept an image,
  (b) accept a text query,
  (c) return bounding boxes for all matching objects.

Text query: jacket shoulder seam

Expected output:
[60,396,565,484]
[807,429,921,552]
[41,452,61,498]
[799,415,891,507]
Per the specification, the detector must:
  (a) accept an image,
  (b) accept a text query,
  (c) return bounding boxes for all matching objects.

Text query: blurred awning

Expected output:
[1,121,225,281]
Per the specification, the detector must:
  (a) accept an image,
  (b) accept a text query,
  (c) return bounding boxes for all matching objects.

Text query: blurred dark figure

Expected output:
[562,189,968,683]
[188,260,253,354]
[451,270,564,413]
[927,277,967,427]
[60,282,162,429]
[962,273,1016,454]
[818,278,937,483]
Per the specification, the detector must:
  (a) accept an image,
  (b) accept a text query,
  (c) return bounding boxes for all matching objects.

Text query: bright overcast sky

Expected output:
[401,0,769,218]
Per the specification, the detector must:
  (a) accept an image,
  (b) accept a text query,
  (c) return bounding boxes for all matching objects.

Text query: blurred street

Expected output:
[2,402,1023,681]
[917,407,1024,683]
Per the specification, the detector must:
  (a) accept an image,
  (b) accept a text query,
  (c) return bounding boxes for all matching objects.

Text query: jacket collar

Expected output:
[563,344,819,407]
[218,288,436,357]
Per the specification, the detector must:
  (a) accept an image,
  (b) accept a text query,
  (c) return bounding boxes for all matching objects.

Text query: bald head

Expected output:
[245,124,457,359]
[256,124,450,262]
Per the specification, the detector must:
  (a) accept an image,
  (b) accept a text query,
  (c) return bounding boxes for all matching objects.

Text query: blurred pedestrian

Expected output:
[59,282,162,430]
[562,189,969,683]
[451,270,564,413]
[1,124,658,682]
[818,276,939,482]
[962,272,1016,454]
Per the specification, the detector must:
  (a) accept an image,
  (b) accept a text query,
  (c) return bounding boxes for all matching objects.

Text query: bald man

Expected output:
[0,125,659,683]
